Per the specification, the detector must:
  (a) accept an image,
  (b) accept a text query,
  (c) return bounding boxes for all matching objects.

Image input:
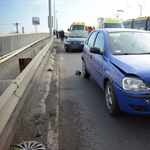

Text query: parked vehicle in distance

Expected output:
[64,30,88,52]
[123,19,134,28]
[82,28,150,115]
[123,16,150,31]
[133,16,150,31]
[97,17,124,29]
[67,22,85,36]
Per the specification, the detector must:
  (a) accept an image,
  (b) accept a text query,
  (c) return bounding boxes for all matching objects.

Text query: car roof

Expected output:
[97,28,149,33]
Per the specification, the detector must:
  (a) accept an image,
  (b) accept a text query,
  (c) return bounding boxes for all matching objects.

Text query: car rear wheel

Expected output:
[105,81,121,115]
[82,60,90,78]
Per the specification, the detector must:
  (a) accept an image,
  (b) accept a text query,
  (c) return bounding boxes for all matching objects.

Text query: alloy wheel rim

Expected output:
[82,62,85,75]
[106,85,113,110]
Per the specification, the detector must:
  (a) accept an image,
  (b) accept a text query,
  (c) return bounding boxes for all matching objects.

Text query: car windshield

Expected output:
[69,30,88,38]
[109,32,150,55]
[70,25,85,30]
[105,23,124,28]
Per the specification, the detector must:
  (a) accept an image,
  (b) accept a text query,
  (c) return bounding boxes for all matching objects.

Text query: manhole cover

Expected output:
[14,141,45,150]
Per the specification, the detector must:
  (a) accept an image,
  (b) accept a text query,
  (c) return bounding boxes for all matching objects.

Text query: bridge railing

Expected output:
[0,33,49,56]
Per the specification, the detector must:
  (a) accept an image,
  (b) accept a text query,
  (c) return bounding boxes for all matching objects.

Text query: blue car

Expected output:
[81,28,150,115]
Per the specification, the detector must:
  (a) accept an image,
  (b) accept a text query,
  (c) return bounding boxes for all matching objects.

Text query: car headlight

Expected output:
[122,77,150,92]
[65,41,70,44]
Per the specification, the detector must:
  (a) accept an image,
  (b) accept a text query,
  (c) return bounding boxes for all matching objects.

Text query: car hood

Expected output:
[110,55,150,84]
[66,37,86,42]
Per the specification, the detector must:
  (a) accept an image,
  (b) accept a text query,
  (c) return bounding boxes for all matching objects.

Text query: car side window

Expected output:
[94,32,104,52]
[87,32,97,47]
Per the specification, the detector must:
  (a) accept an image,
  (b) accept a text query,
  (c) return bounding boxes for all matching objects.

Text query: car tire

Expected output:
[82,60,90,78]
[66,48,68,52]
[105,81,121,115]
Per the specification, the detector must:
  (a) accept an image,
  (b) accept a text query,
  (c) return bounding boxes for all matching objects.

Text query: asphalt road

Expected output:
[57,39,150,150]
[11,38,150,150]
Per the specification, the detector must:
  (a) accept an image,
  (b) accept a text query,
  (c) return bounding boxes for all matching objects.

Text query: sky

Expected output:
[0,0,150,34]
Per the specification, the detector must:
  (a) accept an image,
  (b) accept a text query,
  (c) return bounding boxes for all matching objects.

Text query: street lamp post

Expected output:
[139,5,142,17]
[56,11,58,31]
[48,0,52,37]
[54,0,55,35]
[13,23,20,34]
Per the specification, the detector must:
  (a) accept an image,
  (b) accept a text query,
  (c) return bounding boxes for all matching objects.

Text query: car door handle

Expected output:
[90,55,92,58]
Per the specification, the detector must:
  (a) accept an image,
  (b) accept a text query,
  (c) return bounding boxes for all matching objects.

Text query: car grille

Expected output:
[70,41,80,44]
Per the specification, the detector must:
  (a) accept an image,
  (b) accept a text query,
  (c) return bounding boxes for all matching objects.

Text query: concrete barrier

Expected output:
[0,37,54,149]
[0,37,46,64]
[0,33,49,56]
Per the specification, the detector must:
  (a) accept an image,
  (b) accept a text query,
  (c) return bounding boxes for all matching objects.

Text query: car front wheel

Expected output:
[82,60,90,78]
[105,81,121,115]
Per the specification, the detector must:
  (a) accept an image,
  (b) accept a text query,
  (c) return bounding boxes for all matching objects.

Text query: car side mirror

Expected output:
[90,47,104,55]
[148,28,150,31]
[90,47,100,54]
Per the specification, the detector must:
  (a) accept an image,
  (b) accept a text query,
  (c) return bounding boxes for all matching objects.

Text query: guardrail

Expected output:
[0,36,54,136]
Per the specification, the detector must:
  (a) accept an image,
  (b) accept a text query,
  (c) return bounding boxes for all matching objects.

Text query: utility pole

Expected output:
[13,23,20,34]
[48,0,52,37]
[22,27,24,33]
[56,11,58,31]
[139,5,142,17]
[54,0,56,35]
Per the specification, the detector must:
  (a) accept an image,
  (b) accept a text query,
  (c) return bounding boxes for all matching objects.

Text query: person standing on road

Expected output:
[59,30,64,41]
[56,31,58,39]
[88,26,93,33]
[85,26,88,31]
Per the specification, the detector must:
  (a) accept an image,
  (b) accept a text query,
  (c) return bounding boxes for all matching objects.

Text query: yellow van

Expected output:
[67,22,85,35]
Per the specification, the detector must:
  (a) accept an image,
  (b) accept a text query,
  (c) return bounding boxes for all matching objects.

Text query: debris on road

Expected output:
[45,141,49,145]
[47,67,53,71]
[35,131,42,137]
[75,70,82,76]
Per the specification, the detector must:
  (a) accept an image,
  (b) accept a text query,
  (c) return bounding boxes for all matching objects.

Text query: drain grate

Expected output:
[14,141,45,150]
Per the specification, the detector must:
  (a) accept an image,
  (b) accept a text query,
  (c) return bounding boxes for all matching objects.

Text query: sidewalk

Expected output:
[0,38,56,150]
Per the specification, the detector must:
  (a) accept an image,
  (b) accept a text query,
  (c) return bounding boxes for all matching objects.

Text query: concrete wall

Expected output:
[0,33,49,56]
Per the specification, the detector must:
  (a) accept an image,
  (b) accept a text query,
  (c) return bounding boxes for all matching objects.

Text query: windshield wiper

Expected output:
[76,36,84,38]
[123,53,130,55]
[114,53,138,55]
[122,53,150,55]
[138,52,150,54]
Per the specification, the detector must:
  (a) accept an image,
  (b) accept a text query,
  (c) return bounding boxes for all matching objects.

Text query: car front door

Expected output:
[91,31,105,88]
[83,31,97,76]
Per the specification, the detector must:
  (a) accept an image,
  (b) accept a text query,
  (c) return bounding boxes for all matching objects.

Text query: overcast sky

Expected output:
[0,0,150,34]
